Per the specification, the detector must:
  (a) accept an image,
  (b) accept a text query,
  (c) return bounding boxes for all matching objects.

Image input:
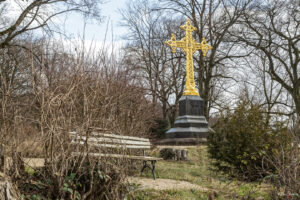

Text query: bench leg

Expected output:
[141,160,157,180]
[141,161,148,173]
[151,161,156,180]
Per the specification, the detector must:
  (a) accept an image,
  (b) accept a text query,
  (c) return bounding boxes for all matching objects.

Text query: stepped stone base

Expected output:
[163,95,210,145]
[156,138,207,145]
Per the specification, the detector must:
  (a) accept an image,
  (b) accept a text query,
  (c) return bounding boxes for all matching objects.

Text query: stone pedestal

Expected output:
[159,148,188,161]
[160,95,209,145]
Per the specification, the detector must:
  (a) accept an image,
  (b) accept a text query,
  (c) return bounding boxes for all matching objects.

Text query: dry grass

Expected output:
[129,145,272,200]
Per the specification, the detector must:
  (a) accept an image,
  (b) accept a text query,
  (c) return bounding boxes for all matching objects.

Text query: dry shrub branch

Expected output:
[1,39,158,199]
[263,132,300,200]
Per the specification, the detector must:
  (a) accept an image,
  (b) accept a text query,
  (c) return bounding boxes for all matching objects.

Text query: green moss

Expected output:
[25,166,35,176]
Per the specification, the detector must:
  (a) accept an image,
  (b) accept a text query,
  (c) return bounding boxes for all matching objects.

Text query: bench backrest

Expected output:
[70,131,151,150]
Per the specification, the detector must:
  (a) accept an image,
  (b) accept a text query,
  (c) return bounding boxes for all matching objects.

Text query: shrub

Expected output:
[265,132,300,200]
[26,67,156,199]
[159,148,176,160]
[20,159,129,200]
[151,118,169,138]
[207,100,291,181]
[1,40,158,199]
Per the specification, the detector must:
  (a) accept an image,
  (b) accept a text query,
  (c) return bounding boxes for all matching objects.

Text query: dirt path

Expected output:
[128,177,208,191]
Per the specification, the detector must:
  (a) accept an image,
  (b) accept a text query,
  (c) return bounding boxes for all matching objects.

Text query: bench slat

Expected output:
[72,152,162,161]
[71,135,150,146]
[70,130,161,180]
[70,132,149,142]
[72,141,151,149]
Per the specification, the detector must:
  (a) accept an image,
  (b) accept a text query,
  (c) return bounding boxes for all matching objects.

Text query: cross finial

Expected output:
[165,19,212,96]
[180,19,197,32]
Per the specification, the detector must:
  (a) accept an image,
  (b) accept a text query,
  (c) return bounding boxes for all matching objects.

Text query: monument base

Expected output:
[156,137,207,145]
[163,95,210,145]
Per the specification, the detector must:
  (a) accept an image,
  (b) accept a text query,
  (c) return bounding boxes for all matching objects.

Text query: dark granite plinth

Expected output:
[161,95,210,145]
[179,95,204,116]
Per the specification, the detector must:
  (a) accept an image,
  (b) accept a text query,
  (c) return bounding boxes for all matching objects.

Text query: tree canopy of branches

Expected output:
[121,0,187,125]
[0,0,103,48]
[232,0,300,119]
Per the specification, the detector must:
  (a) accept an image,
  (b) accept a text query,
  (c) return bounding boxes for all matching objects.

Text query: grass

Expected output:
[129,145,272,200]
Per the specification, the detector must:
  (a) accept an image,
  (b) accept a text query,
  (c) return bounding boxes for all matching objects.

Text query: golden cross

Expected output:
[165,19,212,96]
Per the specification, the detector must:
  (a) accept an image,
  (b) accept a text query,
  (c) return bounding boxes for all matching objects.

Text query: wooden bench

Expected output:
[70,131,162,180]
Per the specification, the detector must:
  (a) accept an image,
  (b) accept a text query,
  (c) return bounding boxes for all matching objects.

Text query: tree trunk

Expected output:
[293,94,300,138]
[203,80,211,119]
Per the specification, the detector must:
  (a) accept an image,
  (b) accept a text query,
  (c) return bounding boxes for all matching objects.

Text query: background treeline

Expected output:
[121,0,300,129]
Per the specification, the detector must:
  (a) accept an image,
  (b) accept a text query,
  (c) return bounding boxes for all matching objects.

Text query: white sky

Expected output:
[0,0,128,49]
[63,0,128,45]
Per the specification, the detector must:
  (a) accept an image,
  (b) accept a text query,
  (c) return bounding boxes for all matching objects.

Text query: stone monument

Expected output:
[161,19,212,145]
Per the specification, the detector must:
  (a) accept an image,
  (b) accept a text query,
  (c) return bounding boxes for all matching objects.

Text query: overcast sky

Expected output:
[63,0,128,46]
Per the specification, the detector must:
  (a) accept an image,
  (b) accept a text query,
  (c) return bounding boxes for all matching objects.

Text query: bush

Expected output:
[151,119,169,138]
[20,159,128,200]
[207,100,291,181]
[1,40,159,199]
[265,132,300,200]
[159,148,176,160]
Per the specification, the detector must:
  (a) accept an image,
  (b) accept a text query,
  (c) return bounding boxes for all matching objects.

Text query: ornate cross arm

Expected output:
[165,34,186,53]
[193,38,212,56]
[164,34,177,53]
[201,38,212,56]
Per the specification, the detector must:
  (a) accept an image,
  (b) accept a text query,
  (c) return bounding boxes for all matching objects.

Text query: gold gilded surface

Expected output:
[165,19,212,96]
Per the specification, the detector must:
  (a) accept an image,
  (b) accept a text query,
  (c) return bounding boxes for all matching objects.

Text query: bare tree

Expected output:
[232,50,290,127]
[232,0,300,122]
[0,0,103,48]
[121,0,186,125]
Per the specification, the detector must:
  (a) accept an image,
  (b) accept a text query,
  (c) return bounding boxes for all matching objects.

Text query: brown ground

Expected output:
[128,177,208,191]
